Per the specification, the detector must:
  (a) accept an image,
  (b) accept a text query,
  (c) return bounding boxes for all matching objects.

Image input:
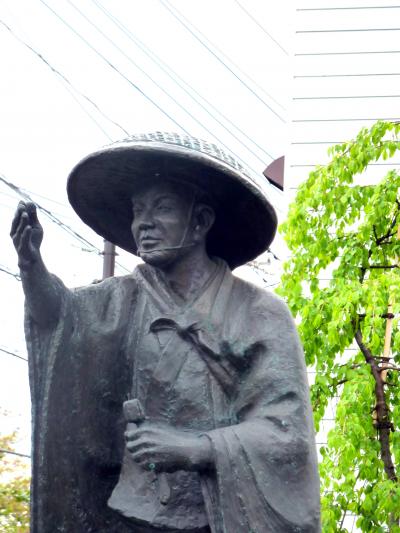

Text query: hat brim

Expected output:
[67,142,277,270]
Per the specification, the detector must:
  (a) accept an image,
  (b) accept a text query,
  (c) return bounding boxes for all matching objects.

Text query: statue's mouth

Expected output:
[140,237,162,249]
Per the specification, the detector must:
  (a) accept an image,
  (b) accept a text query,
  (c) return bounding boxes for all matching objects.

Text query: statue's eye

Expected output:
[156,202,173,212]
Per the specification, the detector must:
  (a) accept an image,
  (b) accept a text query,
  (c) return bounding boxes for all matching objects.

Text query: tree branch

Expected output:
[376,203,400,245]
[378,365,400,372]
[367,264,398,270]
[354,326,397,482]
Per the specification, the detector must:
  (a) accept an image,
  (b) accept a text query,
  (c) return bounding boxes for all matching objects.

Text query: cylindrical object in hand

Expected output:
[123,399,171,505]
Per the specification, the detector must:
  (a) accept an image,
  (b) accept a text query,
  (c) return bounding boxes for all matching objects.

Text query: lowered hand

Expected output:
[125,422,213,473]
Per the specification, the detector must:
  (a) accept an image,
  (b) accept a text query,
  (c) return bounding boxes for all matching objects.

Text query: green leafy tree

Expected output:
[278,121,400,532]
[0,428,30,532]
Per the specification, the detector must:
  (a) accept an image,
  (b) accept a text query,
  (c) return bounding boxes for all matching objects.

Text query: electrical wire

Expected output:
[295,73,400,78]
[37,0,284,200]
[1,175,131,274]
[294,95,400,100]
[160,0,287,121]
[38,0,190,135]
[297,27,400,33]
[0,347,27,361]
[38,0,284,194]
[0,448,31,459]
[0,20,114,142]
[291,163,400,168]
[20,188,70,208]
[66,1,201,134]
[66,0,274,164]
[1,175,99,251]
[248,263,281,288]
[295,50,400,56]
[161,0,286,114]
[232,0,288,55]
[0,266,21,281]
[91,0,275,162]
[293,117,399,122]
[4,4,284,226]
[0,19,128,138]
[4,190,75,223]
[297,5,400,10]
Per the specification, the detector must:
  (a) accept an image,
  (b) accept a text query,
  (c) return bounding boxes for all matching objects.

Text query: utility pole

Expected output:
[102,240,116,279]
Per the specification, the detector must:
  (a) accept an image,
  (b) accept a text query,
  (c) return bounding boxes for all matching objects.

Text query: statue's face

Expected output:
[131,181,198,268]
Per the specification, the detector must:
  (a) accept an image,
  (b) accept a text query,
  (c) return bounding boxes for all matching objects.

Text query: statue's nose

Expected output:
[133,207,156,230]
[137,218,156,231]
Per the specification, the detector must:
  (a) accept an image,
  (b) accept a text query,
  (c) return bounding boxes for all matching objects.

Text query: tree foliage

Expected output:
[278,121,400,531]
[0,428,30,532]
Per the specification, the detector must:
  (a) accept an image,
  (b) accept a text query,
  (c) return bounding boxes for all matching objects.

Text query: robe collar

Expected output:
[134,257,232,329]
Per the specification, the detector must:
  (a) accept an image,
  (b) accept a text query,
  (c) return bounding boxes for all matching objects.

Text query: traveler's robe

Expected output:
[25,260,320,532]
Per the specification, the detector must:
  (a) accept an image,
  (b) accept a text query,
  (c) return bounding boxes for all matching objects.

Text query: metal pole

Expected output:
[102,240,116,279]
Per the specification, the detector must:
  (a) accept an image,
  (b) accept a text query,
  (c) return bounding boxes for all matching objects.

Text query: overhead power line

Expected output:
[0,347,27,362]
[297,27,400,33]
[21,187,71,209]
[160,0,287,122]
[5,5,282,213]
[36,1,281,183]
[66,1,201,136]
[3,187,75,223]
[293,117,399,123]
[294,73,400,78]
[0,266,21,281]
[291,163,400,168]
[0,448,31,459]
[297,5,400,11]
[1,175,99,251]
[16,0,283,212]
[0,19,128,139]
[294,94,400,100]
[0,174,131,274]
[66,0,274,164]
[91,0,274,161]
[232,0,288,55]
[38,0,190,135]
[295,50,400,56]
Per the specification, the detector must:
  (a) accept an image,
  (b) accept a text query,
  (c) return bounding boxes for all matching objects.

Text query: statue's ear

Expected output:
[193,203,215,241]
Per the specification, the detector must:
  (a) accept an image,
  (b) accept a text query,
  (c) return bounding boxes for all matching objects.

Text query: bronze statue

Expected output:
[11,133,320,532]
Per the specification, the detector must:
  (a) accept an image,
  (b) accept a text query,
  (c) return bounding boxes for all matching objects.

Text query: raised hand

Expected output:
[10,201,44,270]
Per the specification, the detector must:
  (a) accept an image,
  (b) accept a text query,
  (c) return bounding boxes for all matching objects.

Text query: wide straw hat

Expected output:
[67,132,277,269]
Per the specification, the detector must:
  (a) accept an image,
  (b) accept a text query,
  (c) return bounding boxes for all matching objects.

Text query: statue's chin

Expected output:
[139,249,176,269]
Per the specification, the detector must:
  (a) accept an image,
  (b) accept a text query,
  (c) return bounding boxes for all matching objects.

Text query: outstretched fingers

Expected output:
[12,212,30,248]
[26,202,40,227]
[10,202,27,238]
[19,224,33,254]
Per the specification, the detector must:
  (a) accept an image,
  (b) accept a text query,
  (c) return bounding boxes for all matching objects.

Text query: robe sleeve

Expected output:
[25,273,138,532]
[25,274,72,436]
[25,274,77,532]
[201,291,321,533]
